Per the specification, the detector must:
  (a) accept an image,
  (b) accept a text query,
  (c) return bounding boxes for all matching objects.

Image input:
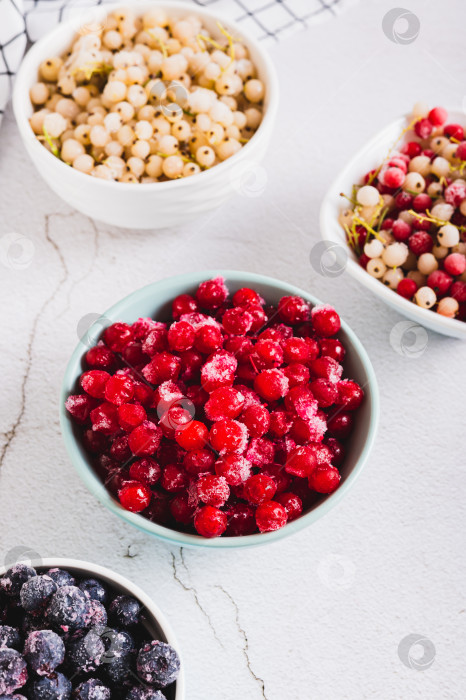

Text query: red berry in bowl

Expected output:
[278,296,310,324]
[172,294,198,320]
[397,278,418,300]
[444,253,466,276]
[90,403,119,435]
[427,269,453,296]
[325,437,345,467]
[414,118,432,139]
[118,481,152,512]
[170,494,196,525]
[204,387,245,422]
[327,412,353,440]
[85,345,115,370]
[222,307,253,335]
[310,378,338,408]
[319,338,344,362]
[129,458,161,486]
[408,231,433,256]
[444,123,464,140]
[142,352,181,384]
[175,420,208,451]
[225,504,256,536]
[167,321,195,352]
[215,454,251,486]
[197,475,230,507]
[201,351,237,393]
[276,492,303,521]
[196,277,228,310]
[128,421,162,456]
[194,325,223,354]
[244,474,277,505]
[65,394,96,424]
[254,369,289,402]
[336,380,364,411]
[255,501,287,533]
[311,305,341,337]
[80,370,110,399]
[238,404,270,437]
[161,464,188,493]
[104,374,134,405]
[285,445,317,478]
[428,106,448,126]
[209,419,248,454]
[194,506,227,537]
[309,466,341,494]
[382,166,405,189]
[232,287,263,308]
[184,448,215,476]
[103,322,133,352]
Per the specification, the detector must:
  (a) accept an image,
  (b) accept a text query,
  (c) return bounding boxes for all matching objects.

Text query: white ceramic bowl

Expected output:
[0,557,185,700]
[12,2,278,229]
[320,110,466,340]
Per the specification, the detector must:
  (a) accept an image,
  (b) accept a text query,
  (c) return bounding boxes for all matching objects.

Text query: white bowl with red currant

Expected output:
[320,103,466,339]
[60,271,379,548]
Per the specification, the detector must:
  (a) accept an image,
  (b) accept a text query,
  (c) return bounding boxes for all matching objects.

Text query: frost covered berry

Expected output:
[136,641,181,687]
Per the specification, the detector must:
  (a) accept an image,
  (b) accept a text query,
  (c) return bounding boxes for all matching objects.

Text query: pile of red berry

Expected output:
[65,278,364,538]
[340,104,466,321]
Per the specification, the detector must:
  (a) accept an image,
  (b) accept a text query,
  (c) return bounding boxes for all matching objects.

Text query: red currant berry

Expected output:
[222,307,253,335]
[456,142,466,161]
[118,481,152,512]
[394,191,413,210]
[268,410,293,437]
[444,123,464,141]
[170,494,196,525]
[204,387,245,421]
[327,411,353,439]
[427,269,453,296]
[282,337,310,364]
[194,325,223,354]
[285,445,317,478]
[194,506,227,538]
[261,463,291,493]
[401,141,422,158]
[232,287,263,308]
[255,501,287,533]
[278,296,310,324]
[310,378,338,408]
[284,363,310,388]
[175,420,208,451]
[161,464,188,492]
[397,278,418,299]
[197,474,230,507]
[146,491,172,525]
[128,421,162,456]
[142,352,181,385]
[336,380,364,410]
[244,474,277,505]
[103,322,133,352]
[309,356,343,382]
[215,454,251,486]
[444,181,466,207]
[392,219,412,241]
[238,404,270,438]
[184,448,215,476]
[428,106,448,127]
[284,386,318,421]
[110,434,132,462]
[451,281,466,303]
[276,492,303,521]
[319,338,344,363]
[179,349,203,382]
[129,457,161,486]
[90,402,120,435]
[132,382,154,407]
[196,277,228,310]
[413,194,432,212]
[247,305,268,332]
[142,328,168,357]
[290,414,327,444]
[444,253,466,276]
[105,374,135,405]
[65,394,95,424]
[172,294,198,320]
[226,504,256,536]
[325,437,345,466]
[254,369,289,402]
[382,166,405,189]
[209,419,248,454]
[80,370,110,399]
[86,345,115,370]
[309,466,341,494]
[201,351,237,393]
[167,321,195,352]
[409,231,433,256]
[414,118,432,139]
[223,336,253,363]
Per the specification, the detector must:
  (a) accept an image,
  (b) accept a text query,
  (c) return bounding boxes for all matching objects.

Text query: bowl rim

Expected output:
[319,109,466,339]
[60,269,380,549]
[0,556,185,699]
[12,0,279,191]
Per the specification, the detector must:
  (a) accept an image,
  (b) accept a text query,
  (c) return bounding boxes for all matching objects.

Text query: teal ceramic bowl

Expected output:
[60,270,379,549]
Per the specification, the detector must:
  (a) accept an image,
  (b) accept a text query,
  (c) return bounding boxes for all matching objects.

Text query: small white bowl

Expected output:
[0,557,185,700]
[12,2,278,230]
[320,110,466,340]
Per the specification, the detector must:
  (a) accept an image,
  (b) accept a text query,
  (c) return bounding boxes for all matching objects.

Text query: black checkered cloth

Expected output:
[0,0,347,121]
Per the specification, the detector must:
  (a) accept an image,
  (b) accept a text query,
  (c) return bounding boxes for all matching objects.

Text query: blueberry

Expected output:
[109,595,141,627]
[0,564,37,597]
[21,575,57,613]
[67,628,105,674]
[46,569,76,589]
[79,579,107,605]
[0,625,21,649]
[126,689,166,700]
[136,641,180,688]
[31,671,72,699]
[0,648,28,695]
[24,630,65,676]
[72,679,111,700]
[87,600,107,628]
[99,630,132,686]
[47,586,90,632]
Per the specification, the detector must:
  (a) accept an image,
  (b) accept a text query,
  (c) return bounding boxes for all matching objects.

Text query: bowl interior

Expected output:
[13,0,278,187]
[320,110,466,339]
[0,558,183,699]
[60,270,379,548]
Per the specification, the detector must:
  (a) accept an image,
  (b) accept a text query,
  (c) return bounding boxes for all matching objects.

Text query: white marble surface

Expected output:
[0,1,465,698]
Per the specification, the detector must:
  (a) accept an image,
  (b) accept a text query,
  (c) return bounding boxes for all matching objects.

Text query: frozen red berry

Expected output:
[103,322,133,352]
[254,369,289,402]
[238,404,270,437]
[226,504,256,536]
[196,277,228,310]
[276,492,303,521]
[311,305,341,337]
[172,294,198,320]
[285,445,317,478]
[255,501,287,533]
[85,345,115,370]
[129,457,161,486]
[196,475,230,507]
[183,449,215,476]
[309,466,341,494]
[336,380,364,410]
[278,296,309,324]
[209,419,248,454]
[104,374,134,405]
[215,454,251,486]
[244,474,277,505]
[118,481,152,512]
[128,421,162,456]
[80,370,110,398]
[204,387,245,421]
[194,506,227,537]
[175,420,208,451]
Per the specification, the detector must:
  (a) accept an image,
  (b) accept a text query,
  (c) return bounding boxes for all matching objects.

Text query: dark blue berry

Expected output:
[67,628,105,674]
[47,587,90,632]
[0,648,28,695]
[72,678,111,700]
[99,630,132,686]
[136,641,180,688]
[126,688,166,700]
[21,575,57,613]
[0,625,21,649]
[46,570,76,589]
[109,596,140,627]
[79,580,107,605]
[86,600,107,628]
[31,671,72,699]
[24,630,65,676]
[0,565,36,597]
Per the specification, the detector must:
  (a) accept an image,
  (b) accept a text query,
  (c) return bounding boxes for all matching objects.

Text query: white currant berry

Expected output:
[415,286,437,309]
[382,242,408,267]
[437,297,459,317]
[383,267,404,289]
[366,258,387,278]
[356,185,379,207]
[364,239,384,259]
[437,224,460,247]
[417,252,438,275]
[402,172,425,193]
